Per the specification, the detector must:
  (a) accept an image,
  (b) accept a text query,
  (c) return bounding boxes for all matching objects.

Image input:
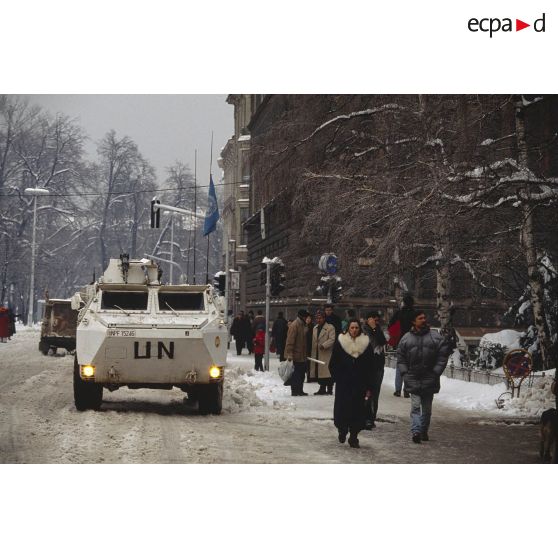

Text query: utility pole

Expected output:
[24,187,50,324]
[265,260,271,371]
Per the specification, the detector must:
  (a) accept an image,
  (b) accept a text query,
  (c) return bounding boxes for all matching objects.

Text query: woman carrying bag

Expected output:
[328,318,375,448]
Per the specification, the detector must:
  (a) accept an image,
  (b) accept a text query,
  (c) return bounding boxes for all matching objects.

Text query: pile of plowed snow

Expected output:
[502,374,556,417]
[222,366,266,413]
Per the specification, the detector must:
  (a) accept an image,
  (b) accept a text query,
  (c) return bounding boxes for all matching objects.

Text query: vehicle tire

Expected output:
[73,356,103,411]
[39,340,50,355]
[198,382,223,415]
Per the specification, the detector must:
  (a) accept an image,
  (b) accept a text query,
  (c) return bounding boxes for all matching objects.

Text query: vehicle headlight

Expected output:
[209,366,222,379]
[81,365,95,378]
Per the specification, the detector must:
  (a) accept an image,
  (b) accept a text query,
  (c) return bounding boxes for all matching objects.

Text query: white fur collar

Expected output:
[338,332,369,358]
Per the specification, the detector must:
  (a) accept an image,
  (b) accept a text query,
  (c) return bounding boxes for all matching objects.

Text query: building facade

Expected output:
[218,95,266,313]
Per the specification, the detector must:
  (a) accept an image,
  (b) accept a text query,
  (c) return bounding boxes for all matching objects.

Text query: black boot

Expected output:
[348,435,360,448]
[314,385,327,395]
[338,430,347,444]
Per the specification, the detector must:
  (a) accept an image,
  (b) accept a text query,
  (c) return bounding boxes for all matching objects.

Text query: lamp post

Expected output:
[24,187,50,325]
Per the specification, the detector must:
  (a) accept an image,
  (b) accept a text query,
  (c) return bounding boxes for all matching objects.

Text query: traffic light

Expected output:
[213,271,226,295]
[150,198,160,228]
[270,262,286,296]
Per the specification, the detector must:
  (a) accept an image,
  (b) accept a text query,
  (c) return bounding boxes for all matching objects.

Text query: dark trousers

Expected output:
[291,361,307,395]
[235,338,244,355]
[317,378,334,393]
[277,343,286,362]
[372,369,384,421]
[254,354,264,371]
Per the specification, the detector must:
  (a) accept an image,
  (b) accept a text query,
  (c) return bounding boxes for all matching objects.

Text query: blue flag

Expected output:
[203,175,219,236]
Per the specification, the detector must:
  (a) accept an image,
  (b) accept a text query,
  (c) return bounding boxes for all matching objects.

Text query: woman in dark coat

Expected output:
[329,318,375,448]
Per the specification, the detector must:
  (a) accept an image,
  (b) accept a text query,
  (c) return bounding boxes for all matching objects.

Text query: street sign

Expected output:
[318,253,338,274]
[229,270,240,290]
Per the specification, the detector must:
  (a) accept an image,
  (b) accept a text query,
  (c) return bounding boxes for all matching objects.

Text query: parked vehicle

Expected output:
[39,299,78,355]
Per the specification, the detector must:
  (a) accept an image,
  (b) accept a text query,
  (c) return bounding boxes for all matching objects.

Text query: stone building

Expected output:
[232,95,558,335]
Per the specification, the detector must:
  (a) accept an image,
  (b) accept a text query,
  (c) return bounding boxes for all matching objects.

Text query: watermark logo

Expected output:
[468,13,546,37]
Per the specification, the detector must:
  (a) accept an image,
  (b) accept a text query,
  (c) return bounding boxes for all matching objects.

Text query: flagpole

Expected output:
[205,132,213,284]
[193,149,197,285]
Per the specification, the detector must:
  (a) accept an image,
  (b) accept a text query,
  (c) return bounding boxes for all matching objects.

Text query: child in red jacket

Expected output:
[253,329,265,371]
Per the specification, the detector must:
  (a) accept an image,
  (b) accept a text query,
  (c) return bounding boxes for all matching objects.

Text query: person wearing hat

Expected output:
[309,309,336,395]
[362,310,387,428]
[285,308,310,396]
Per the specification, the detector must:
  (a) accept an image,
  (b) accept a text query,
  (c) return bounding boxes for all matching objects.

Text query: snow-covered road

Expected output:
[0,329,546,463]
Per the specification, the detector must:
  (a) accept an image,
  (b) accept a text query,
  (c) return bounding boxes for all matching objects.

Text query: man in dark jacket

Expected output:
[243,311,253,354]
[389,293,415,397]
[324,304,342,336]
[362,310,387,428]
[271,312,288,361]
[230,311,247,355]
[397,309,450,443]
[252,309,266,334]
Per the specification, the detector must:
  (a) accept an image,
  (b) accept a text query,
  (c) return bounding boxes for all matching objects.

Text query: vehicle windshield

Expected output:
[158,292,205,312]
[101,291,148,311]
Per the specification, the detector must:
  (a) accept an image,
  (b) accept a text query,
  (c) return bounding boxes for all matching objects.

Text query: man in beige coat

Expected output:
[285,308,310,396]
[309,309,336,395]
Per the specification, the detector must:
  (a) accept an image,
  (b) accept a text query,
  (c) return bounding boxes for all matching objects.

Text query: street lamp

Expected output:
[24,187,50,324]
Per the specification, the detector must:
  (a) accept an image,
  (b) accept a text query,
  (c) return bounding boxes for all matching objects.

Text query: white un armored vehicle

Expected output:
[71,257,227,414]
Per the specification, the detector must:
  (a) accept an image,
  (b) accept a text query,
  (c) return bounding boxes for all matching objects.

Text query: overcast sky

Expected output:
[21,95,234,186]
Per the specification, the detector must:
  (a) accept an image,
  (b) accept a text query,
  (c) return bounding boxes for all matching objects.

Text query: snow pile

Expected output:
[222,366,266,413]
[448,348,463,367]
[437,375,508,413]
[477,329,522,368]
[501,375,556,417]
[435,366,556,418]
[481,329,522,348]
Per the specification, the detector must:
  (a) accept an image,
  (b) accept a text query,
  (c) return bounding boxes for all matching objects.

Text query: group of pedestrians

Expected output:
[230,300,452,448]
[229,310,265,356]
[283,302,451,448]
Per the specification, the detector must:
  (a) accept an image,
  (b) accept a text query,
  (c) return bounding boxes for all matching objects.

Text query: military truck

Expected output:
[39,298,78,355]
[71,257,227,414]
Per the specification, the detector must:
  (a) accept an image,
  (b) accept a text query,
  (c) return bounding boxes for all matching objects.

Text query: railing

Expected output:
[385,352,551,387]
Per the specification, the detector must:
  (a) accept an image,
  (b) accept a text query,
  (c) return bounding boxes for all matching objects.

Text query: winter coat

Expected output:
[230,317,251,342]
[252,330,265,355]
[308,322,336,380]
[362,323,387,386]
[285,317,308,363]
[230,317,242,339]
[388,304,415,346]
[397,327,451,395]
[271,317,288,352]
[326,313,343,336]
[329,333,375,432]
[252,315,266,334]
